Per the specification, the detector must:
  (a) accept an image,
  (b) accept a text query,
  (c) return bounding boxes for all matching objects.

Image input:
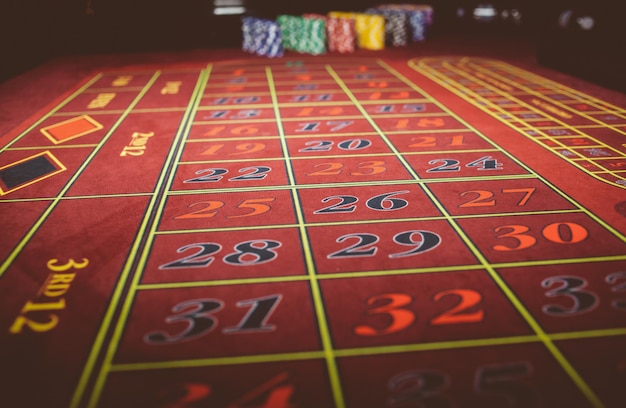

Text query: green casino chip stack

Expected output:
[302,16,327,55]
[277,15,326,55]
[277,15,301,52]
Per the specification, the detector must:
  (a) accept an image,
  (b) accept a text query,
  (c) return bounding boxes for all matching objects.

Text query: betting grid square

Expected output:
[97,59,626,407]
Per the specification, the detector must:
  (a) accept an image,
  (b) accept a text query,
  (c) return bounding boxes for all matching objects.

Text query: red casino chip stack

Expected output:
[327,16,356,53]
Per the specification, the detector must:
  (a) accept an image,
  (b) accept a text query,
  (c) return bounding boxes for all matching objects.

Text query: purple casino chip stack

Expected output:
[242,16,284,58]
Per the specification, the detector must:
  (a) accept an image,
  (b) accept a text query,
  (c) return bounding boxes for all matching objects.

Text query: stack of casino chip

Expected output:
[366,8,410,47]
[409,9,426,42]
[302,15,327,55]
[276,15,301,52]
[241,17,284,58]
[242,5,433,57]
[355,13,385,50]
[328,12,385,51]
[241,17,255,52]
[326,16,356,53]
[372,4,434,42]
[277,15,327,55]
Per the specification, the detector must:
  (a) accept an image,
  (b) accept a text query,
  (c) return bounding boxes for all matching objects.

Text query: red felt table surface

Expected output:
[0,41,625,408]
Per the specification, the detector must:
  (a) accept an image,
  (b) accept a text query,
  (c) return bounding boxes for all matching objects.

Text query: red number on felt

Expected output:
[492,225,536,251]
[160,373,294,408]
[409,136,437,148]
[226,372,294,408]
[201,143,266,156]
[232,143,265,155]
[502,188,536,206]
[206,125,259,137]
[397,118,444,129]
[307,161,387,177]
[227,198,275,218]
[355,289,484,336]
[367,81,389,88]
[352,161,387,176]
[459,190,496,207]
[369,91,409,100]
[409,135,466,149]
[175,198,275,220]
[542,222,588,244]
[460,188,537,208]
[161,384,211,408]
[493,222,588,251]
[430,289,484,325]
[231,125,259,136]
[354,293,415,336]
[175,201,224,219]
[307,162,343,176]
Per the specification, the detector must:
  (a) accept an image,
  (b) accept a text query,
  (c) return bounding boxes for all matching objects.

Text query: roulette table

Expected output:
[1,40,625,407]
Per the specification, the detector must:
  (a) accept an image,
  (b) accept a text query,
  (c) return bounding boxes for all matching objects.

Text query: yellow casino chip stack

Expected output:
[355,14,385,50]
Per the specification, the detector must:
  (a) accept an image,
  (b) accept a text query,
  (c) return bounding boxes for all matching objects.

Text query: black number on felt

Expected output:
[184,168,228,183]
[160,240,281,270]
[387,369,451,408]
[541,276,598,315]
[337,139,371,150]
[328,233,379,258]
[328,230,441,259]
[223,240,281,265]
[315,191,409,214]
[159,243,222,269]
[327,120,353,132]
[475,362,537,407]
[315,195,359,214]
[606,271,626,311]
[144,295,282,344]
[386,362,536,407]
[466,155,503,170]
[427,159,460,173]
[184,166,271,183]
[389,230,442,258]
[366,191,409,211]
[223,294,282,334]
[144,299,223,344]
[229,166,271,181]
[299,140,333,152]
[299,139,371,152]
[427,156,503,173]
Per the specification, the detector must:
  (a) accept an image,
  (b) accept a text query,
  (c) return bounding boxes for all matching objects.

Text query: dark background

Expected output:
[0,1,623,92]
